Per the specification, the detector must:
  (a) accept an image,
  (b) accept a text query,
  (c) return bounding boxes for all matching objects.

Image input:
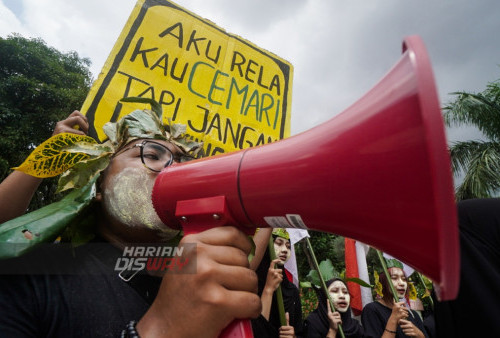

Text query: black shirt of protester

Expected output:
[303,281,363,338]
[361,301,428,338]
[305,308,363,338]
[252,249,304,338]
[0,238,161,337]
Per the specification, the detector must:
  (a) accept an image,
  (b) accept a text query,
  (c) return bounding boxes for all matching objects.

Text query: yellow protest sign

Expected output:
[81,0,293,156]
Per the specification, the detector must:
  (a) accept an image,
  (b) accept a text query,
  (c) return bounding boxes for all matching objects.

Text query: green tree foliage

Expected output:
[443,76,500,200]
[0,34,92,210]
[295,231,345,282]
[296,231,380,286]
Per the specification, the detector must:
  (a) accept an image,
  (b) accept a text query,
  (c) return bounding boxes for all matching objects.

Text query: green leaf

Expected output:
[120,96,163,118]
[318,258,337,280]
[57,155,111,193]
[64,141,112,157]
[0,175,98,259]
[306,269,320,286]
[306,258,340,287]
[300,281,312,288]
[169,121,187,139]
[345,277,373,288]
[12,133,96,178]
[104,108,168,151]
[247,236,256,263]
[102,122,118,145]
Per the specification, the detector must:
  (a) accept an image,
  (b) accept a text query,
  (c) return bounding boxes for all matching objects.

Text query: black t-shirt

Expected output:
[434,198,500,338]
[361,301,428,338]
[251,279,303,338]
[304,309,363,338]
[252,250,304,337]
[0,240,161,337]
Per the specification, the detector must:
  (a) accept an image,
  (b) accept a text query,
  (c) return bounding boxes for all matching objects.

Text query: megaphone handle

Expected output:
[220,319,254,338]
[176,196,254,337]
[183,220,255,337]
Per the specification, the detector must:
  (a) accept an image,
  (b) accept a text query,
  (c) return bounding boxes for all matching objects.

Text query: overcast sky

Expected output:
[1,0,499,143]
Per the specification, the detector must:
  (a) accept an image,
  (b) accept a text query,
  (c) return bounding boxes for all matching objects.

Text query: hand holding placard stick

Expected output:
[375,250,415,318]
[267,236,287,327]
[305,237,346,338]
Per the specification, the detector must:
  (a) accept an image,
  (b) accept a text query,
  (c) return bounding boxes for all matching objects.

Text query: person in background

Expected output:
[251,228,303,337]
[361,260,427,338]
[304,278,363,338]
[0,111,89,224]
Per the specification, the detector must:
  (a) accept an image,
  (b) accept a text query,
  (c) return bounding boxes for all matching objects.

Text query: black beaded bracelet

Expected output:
[121,320,140,338]
[384,328,397,334]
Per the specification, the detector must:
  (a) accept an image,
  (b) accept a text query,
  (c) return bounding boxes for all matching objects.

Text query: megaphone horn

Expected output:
[152,35,459,302]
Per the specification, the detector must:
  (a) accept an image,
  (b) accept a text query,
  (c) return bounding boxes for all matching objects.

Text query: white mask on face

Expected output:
[328,280,351,313]
[273,236,291,265]
[389,267,408,299]
[102,167,179,240]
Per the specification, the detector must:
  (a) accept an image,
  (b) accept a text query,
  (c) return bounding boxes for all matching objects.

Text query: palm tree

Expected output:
[443,79,500,200]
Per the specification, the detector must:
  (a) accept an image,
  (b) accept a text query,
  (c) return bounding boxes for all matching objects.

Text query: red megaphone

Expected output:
[152,35,459,337]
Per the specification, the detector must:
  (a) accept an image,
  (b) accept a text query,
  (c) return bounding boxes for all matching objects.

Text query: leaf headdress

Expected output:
[0,98,202,259]
[271,228,290,240]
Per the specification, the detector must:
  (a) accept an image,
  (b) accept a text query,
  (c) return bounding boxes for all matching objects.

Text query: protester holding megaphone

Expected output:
[0,107,261,337]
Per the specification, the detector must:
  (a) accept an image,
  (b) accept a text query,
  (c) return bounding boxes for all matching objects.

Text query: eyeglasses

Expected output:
[116,140,176,172]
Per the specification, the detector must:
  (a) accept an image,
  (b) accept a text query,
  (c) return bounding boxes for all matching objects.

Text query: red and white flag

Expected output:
[284,229,310,287]
[345,237,373,315]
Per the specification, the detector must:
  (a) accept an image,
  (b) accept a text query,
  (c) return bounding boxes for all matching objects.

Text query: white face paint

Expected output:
[389,267,408,299]
[102,167,179,240]
[273,236,291,265]
[328,280,350,313]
